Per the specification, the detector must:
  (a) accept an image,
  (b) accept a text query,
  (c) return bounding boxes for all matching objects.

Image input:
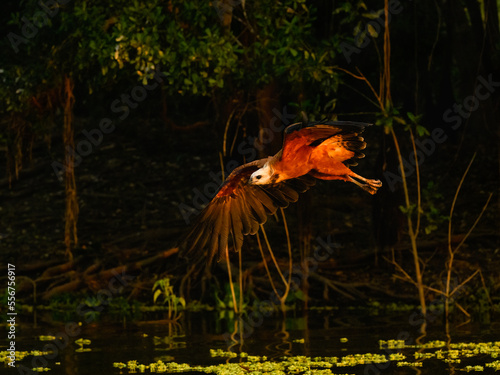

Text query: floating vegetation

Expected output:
[463,365,484,372]
[210,349,239,358]
[397,361,423,367]
[336,353,388,366]
[414,352,435,359]
[379,339,408,349]
[0,350,54,373]
[485,360,500,371]
[38,336,56,341]
[113,358,339,374]
[75,338,92,353]
[75,338,91,345]
[0,350,51,363]
[388,353,406,361]
[30,367,52,372]
[112,340,500,374]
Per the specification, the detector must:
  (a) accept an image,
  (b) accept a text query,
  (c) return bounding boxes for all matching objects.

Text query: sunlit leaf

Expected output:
[416,125,430,136]
[367,23,379,37]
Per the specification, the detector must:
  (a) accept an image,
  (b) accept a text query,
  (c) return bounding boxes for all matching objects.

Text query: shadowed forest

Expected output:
[1,0,499,323]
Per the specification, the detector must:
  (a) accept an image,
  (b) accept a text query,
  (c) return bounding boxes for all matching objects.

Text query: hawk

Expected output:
[181,121,381,262]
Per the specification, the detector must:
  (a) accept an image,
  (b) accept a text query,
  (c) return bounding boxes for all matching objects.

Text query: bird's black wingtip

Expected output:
[284,122,304,134]
[285,120,373,134]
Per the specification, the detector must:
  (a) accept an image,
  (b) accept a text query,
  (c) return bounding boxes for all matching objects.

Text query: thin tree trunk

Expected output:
[255,80,282,158]
[298,191,312,309]
[63,75,78,260]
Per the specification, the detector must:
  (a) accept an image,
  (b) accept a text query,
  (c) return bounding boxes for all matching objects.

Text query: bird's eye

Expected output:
[256,175,262,180]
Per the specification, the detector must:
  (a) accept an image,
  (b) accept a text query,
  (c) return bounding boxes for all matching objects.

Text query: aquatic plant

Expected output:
[111,339,500,374]
[152,277,186,320]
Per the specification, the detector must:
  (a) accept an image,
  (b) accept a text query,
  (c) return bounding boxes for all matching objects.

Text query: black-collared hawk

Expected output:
[181,121,382,263]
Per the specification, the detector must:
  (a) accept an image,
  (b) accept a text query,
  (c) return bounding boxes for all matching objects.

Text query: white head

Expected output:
[249,163,276,185]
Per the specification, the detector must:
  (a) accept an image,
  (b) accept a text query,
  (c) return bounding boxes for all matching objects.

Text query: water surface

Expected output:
[6,309,500,374]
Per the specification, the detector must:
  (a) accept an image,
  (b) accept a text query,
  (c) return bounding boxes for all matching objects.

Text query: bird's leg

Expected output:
[347,172,382,195]
[310,169,382,194]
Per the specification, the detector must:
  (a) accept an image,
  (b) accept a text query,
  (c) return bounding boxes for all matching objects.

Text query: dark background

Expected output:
[0,0,499,315]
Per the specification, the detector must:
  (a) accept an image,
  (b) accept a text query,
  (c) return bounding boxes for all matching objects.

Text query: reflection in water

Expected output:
[266,317,292,358]
[223,310,311,360]
[8,309,500,375]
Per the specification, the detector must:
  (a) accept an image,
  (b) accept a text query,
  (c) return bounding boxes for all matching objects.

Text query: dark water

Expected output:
[5,309,500,374]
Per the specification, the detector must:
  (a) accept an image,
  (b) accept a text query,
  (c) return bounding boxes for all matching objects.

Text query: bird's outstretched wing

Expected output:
[180,160,315,263]
[281,121,371,166]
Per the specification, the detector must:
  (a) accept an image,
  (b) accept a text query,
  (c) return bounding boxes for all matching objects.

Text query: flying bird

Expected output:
[181,121,382,263]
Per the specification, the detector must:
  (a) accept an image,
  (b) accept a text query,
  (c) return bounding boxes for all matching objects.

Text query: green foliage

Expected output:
[82,296,102,322]
[0,0,356,138]
[213,282,250,324]
[376,108,428,137]
[334,1,380,35]
[44,293,83,322]
[375,105,399,132]
[108,296,141,321]
[406,112,428,136]
[285,288,307,305]
[242,0,327,85]
[421,181,449,235]
[399,203,416,217]
[106,0,239,93]
[215,282,248,311]
[399,184,449,235]
[152,277,185,320]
